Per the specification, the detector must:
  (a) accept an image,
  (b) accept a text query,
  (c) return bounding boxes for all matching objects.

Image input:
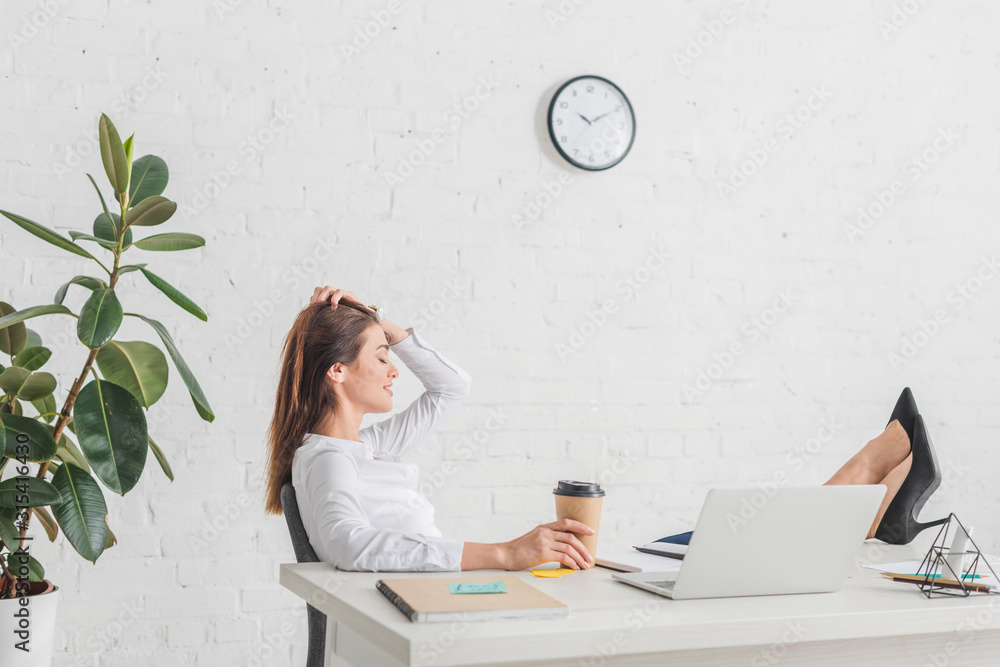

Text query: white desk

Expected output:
[279,542,1000,666]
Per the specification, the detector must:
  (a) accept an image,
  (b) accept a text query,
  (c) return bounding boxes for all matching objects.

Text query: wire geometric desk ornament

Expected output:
[912,513,999,598]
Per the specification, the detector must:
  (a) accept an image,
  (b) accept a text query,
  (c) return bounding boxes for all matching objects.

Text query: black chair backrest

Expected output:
[281,481,320,564]
[281,480,327,667]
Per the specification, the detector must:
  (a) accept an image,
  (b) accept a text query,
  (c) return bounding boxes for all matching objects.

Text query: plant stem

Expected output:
[0,552,16,599]
[9,176,131,593]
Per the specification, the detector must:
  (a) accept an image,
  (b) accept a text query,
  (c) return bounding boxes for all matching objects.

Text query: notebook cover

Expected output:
[375,575,568,621]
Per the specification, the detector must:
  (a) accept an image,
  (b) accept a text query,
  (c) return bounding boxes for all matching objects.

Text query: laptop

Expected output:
[612,485,885,600]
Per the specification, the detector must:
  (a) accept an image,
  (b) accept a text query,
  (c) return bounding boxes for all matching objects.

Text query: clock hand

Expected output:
[590,110,614,123]
[576,112,593,125]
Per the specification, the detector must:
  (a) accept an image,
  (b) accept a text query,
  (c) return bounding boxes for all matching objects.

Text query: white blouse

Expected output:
[291,327,472,571]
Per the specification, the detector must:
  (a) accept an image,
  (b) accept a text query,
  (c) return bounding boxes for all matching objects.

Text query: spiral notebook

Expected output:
[375,575,569,623]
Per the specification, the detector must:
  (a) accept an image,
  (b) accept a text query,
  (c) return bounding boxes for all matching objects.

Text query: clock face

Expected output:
[547,75,636,171]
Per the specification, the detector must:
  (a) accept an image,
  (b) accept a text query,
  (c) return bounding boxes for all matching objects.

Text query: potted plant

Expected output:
[0,113,213,666]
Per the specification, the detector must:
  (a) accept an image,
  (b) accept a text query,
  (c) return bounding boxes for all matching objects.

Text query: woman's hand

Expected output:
[309,285,410,344]
[499,518,595,571]
[310,286,361,308]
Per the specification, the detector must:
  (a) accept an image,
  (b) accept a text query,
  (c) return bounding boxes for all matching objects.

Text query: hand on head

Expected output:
[310,286,362,309]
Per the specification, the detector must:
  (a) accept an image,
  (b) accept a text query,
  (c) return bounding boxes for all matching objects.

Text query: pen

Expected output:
[907,573,983,579]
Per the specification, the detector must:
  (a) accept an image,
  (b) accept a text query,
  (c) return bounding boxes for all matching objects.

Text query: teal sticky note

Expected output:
[448,581,508,594]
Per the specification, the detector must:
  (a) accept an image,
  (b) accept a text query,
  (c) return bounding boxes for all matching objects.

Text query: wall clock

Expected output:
[546,75,636,171]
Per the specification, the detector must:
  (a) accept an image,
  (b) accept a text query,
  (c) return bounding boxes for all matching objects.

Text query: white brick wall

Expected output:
[2,0,1000,664]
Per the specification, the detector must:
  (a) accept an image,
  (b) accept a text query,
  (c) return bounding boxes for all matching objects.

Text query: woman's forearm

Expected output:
[461,542,506,570]
[381,316,410,345]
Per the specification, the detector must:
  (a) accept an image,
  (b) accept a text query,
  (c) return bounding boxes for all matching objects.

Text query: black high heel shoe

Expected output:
[873,414,948,544]
[887,387,919,445]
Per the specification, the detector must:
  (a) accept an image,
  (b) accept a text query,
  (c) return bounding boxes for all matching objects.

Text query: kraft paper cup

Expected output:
[553,480,604,565]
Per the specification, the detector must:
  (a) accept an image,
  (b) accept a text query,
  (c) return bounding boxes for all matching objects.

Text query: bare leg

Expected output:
[865,454,912,539]
[823,420,910,486]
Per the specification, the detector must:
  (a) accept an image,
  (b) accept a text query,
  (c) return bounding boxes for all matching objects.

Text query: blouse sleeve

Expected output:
[361,327,472,457]
[301,448,465,571]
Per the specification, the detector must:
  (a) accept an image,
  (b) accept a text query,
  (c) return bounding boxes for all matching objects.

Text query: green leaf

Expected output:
[77,289,123,348]
[56,433,90,473]
[104,525,117,549]
[73,379,148,494]
[96,340,169,408]
[131,232,205,252]
[24,329,42,349]
[99,113,130,197]
[126,313,214,422]
[31,393,57,424]
[54,276,107,305]
[0,304,75,331]
[25,553,45,582]
[0,398,23,416]
[68,231,118,249]
[0,413,58,462]
[0,367,30,395]
[124,196,176,228]
[117,264,146,276]
[0,513,16,551]
[94,211,132,247]
[51,462,108,563]
[0,210,99,260]
[87,172,120,243]
[0,477,63,508]
[14,346,51,371]
[148,435,174,481]
[17,371,56,402]
[0,302,27,355]
[34,505,60,542]
[123,134,134,186]
[129,155,169,205]
[139,267,208,321]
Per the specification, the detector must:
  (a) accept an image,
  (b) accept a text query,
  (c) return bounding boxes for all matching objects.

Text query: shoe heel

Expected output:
[874,414,947,545]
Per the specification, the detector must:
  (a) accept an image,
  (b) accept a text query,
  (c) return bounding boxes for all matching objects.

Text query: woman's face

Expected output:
[341,324,398,414]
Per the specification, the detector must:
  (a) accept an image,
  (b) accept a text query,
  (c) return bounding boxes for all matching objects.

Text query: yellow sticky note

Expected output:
[530,568,577,578]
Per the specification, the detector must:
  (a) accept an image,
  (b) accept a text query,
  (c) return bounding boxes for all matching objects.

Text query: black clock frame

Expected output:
[546,74,636,171]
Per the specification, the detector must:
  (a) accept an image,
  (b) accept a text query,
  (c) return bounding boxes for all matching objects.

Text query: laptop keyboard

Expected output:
[647,580,676,593]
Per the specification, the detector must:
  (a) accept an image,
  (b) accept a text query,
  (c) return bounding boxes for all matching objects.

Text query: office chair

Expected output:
[281,481,327,667]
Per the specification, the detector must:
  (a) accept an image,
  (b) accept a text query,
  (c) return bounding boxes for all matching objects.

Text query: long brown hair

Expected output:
[263,299,382,515]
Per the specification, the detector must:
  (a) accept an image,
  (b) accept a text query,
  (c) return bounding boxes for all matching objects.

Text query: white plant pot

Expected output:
[0,580,60,667]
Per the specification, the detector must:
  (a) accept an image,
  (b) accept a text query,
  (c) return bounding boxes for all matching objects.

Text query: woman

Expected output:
[264,286,595,572]
[263,287,940,572]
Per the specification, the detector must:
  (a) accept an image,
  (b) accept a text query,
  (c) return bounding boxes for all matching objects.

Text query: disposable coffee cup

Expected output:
[553,480,604,565]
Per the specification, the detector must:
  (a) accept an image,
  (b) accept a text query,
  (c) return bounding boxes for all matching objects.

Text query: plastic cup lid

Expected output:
[552,480,605,497]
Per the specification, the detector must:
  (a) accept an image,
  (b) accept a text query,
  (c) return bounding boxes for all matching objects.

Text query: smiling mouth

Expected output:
[384,386,393,396]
